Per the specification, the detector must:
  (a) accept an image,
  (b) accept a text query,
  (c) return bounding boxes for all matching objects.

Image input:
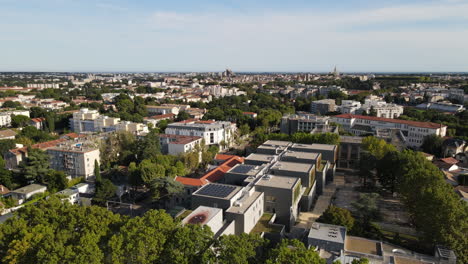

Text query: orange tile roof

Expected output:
[441,157,459,165]
[176,155,244,187]
[335,114,445,129]
[215,154,236,161]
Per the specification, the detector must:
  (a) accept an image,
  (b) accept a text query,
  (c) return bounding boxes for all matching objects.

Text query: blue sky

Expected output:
[1,0,467,72]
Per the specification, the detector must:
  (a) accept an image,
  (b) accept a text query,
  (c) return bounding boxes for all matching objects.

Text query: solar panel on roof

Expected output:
[196,184,237,198]
[231,165,255,174]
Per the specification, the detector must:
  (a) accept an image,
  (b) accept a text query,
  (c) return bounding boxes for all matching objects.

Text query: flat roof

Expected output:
[345,236,382,257]
[228,164,265,176]
[255,175,299,190]
[309,143,337,151]
[182,206,222,226]
[262,140,292,147]
[394,256,433,264]
[193,183,242,200]
[245,153,277,163]
[308,222,346,245]
[226,191,263,215]
[282,150,321,160]
[12,184,47,194]
[270,161,314,174]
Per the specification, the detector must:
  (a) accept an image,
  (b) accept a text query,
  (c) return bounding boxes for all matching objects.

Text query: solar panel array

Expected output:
[231,165,256,174]
[197,184,237,198]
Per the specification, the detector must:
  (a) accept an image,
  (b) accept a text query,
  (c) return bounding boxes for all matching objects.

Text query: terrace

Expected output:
[251,213,283,234]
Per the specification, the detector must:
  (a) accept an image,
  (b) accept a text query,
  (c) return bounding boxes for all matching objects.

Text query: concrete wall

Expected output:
[226,193,264,234]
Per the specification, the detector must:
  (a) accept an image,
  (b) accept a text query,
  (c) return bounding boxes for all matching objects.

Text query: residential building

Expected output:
[332,114,447,148]
[9,184,47,204]
[310,99,336,115]
[338,136,363,169]
[159,134,203,156]
[165,120,236,147]
[361,96,403,118]
[0,110,30,127]
[144,113,175,126]
[29,117,46,130]
[47,142,100,179]
[0,129,16,140]
[70,108,148,135]
[339,100,361,114]
[280,113,337,134]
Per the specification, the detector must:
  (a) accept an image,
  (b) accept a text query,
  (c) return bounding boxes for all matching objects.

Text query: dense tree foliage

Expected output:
[363,137,468,262]
[317,205,355,231]
[0,198,325,264]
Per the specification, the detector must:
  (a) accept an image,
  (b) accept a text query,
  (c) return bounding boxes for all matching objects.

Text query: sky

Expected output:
[0,0,467,72]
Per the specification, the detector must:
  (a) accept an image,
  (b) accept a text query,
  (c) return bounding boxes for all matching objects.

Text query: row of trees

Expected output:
[359,137,468,263]
[0,197,325,264]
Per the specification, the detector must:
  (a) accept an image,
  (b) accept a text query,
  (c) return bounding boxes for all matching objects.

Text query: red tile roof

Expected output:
[9,133,84,155]
[215,154,236,161]
[30,117,46,123]
[0,185,10,195]
[334,114,445,129]
[440,157,459,165]
[159,134,202,145]
[175,155,244,187]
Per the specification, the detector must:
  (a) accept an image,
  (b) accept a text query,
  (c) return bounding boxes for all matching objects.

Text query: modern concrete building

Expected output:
[310,99,336,115]
[332,114,447,148]
[47,142,100,179]
[181,206,224,234]
[416,102,465,113]
[165,120,236,147]
[308,223,346,252]
[280,113,337,135]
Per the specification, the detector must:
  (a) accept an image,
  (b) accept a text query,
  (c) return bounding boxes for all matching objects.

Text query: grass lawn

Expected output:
[251,213,282,234]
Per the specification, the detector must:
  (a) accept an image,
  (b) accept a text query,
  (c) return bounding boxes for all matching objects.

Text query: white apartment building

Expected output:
[165,120,236,147]
[361,96,403,118]
[0,110,30,127]
[70,108,148,135]
[339,100,361,114]
[332,114,447,148]
[159,134,203,156]
[47,143,100,179]
[146,104,191,116]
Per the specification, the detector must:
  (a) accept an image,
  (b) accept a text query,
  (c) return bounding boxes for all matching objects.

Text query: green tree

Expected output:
[11,115,30,128]
[362,136,396,160]
[352,258,370,264]
[377,151,403,193]
[215,234,266,264]
[239,123,250,136]
[266,239,325,264]
[317,205,355,231]
[159,224,214,264]
[1,100,21,108]
[175,111,191,122]
[109,210,175,264]
[94,178,117,202]
[18,148,50,184]
[421,135,444,157]
[94,160,101,182]
[139,159,166,184]
[0,139,16,155]
[149,177,183,201]
[45,170,68,192]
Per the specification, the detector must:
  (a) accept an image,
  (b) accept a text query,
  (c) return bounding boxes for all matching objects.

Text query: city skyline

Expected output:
[1,0,467,72]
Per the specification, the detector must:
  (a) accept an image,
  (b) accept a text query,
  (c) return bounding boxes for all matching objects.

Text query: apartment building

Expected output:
[47,142,100,179]
[310,99,336,115]
[70,108,120,133]
[0,110,30,127]
[332,114,447,148]
[339,100,361,114]
[360,96,403,118]
[165,120,236,147]
[280,113,337,134]
[159,134,203,156]
[70,108,148,135]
